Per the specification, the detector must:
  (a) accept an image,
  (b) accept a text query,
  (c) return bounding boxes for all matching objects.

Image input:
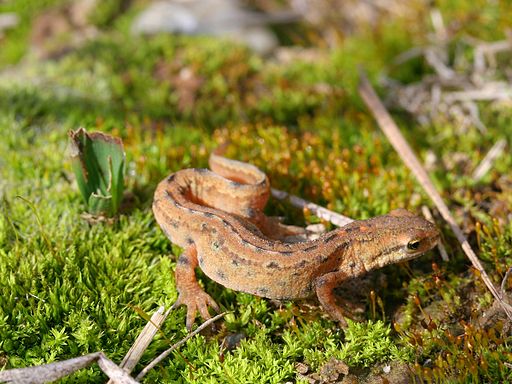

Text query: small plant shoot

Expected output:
[69,127,125,216]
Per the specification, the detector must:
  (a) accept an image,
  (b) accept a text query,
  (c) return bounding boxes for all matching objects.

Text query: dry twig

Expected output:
[107,306,171,384]
[271,188,354,227]
[383,10,512,133]
[501,267,512,299]
[358,70,512,320]
[421,205,449,261]
[135,312,226,381]
[0,352,138,384]
[472,139,507,182]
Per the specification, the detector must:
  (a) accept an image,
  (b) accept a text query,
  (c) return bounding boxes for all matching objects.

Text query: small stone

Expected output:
[0,13,19,32]
[295,362,309,375]
[222,332,246,350]
[319,357,349,381]
[340,374,359,384]
[130,0,285,54]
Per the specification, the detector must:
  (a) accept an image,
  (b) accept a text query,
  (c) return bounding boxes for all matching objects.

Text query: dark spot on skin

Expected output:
[232,259,239,267]
[324,233,338,243]
[200,220,215,232]
[334,243,349,253]
[198,256,204,265]
[252,245,264,253]
[167,174,175,182]
[177,256,189,265]
[301,286,313,297]
[230,180,241,187]
[281,251,294,256]
[221,219,230,227]
[164,191,179,206]
[245,207,256,218]
[349,261,356,269]
[292,271,301,277]
[265,261,280,269]
[211,241,221,251]
[383,245,404,257]
[216,270,227,280]
[204,212,215,218]
[297,260,307,268]
[257,287,269,296]
[240,238,249,247]
[176,185,186,195]
[317,255,329,263]
[186,237,194,245]
[304,245,318,252]
[229,253,255,267]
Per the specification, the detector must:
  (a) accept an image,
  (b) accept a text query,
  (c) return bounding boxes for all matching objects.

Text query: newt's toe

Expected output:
[330,309,349,328]
[173,290,220,331]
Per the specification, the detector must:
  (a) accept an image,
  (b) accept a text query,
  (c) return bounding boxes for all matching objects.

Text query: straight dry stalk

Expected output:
[271,188,354,227]
[135,312,226,381]
[358,70,512,320]
[107,306,171,384]
[472,138,507,181]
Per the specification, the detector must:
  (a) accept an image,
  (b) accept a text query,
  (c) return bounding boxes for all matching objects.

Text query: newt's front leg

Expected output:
[315,271,351,328]
[172,244,220,330]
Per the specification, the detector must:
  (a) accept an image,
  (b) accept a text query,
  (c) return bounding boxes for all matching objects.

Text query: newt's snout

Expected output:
[355,212,440,270]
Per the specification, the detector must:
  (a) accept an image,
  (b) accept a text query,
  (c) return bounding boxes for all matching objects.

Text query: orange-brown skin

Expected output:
[153,153,440,330]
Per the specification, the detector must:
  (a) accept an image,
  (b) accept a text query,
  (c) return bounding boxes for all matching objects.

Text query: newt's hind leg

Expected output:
[172,244,220,330]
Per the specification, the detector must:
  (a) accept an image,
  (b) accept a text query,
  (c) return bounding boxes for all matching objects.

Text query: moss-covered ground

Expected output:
[0,1,511,382]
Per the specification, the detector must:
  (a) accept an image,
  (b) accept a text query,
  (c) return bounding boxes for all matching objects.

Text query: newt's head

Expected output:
[348,208,440,272]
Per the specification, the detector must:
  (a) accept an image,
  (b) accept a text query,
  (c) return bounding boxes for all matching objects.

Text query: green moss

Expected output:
[0,0,66,66]
[1,1,511,382]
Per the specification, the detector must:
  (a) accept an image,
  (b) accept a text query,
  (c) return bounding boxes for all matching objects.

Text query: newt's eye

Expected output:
[407,239,421,251]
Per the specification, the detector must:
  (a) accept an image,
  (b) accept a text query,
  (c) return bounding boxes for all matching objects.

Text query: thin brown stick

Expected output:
[271,188,354,227]
[135,312,226,381]
[501,267,512,297]
[358,69,512,320]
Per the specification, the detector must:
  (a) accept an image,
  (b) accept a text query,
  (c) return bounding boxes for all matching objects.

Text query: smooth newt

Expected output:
[153,152,440,329]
